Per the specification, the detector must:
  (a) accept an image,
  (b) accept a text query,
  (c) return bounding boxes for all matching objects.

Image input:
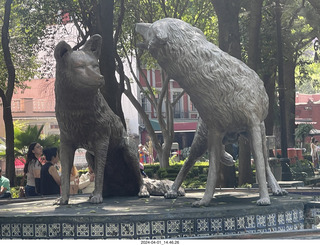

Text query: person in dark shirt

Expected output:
[40,147,61,195]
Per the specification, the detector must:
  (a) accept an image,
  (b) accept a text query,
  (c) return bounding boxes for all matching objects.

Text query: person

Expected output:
[0,167,11,198]
[24,142,43,197]
[139,162,148,178]
[138,144,148,164]
[316,141,320,170]
[70,165,79,195]
[40,147,61,195]
[311,137,318,170]
[78,166,95,194]
[146,137,154,164]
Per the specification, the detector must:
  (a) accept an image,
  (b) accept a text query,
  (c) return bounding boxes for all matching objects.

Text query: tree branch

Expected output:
[2,0,15,101]
[122,73,161,151]
[122,42,157,109]
[171,90,185,107]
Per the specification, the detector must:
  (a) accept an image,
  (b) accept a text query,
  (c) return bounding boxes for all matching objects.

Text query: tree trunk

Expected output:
[211,0,241,187]
[238,0,263,186]
[238,135,252,185]
[97,0,126,127]
[283,55,296,148]
[308,0,320,16]
[2,99,15,185]
[212,0,241,58]
[264,74,276,136]
[158,143,171,169]
[2,0,15,185]
[123,68,174,169]
[247,0,263,71]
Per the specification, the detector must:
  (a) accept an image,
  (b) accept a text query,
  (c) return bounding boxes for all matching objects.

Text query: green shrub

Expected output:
[144,164,160,178]
[157,168,168,179]
[141,161,210,188]
[304,155,312,162]
[10,187,20,198]
[290,159,314,181]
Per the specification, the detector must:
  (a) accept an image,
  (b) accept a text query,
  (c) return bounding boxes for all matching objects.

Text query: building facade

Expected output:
[295,93,320,141]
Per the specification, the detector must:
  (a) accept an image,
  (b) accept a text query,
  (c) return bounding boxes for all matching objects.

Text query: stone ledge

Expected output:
[278,181,305,187]
[0,192,312,239]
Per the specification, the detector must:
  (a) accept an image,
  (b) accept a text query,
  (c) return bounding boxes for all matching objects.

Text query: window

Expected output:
[50,124,59,129]
[173,92,182,118]
[142,97,151,112]
[12,100,21,111]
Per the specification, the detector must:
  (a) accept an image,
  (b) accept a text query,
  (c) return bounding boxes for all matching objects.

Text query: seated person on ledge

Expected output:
[0,167,11,198]
[78,166,95,194]
[40,147,61,195]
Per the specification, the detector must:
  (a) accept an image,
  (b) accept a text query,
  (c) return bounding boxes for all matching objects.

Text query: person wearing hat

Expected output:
[0,167,11,198]
[138,144,149,164]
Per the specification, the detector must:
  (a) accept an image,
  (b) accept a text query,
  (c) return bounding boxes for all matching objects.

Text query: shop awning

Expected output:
[149,119,198,133]
[295,118,317,125]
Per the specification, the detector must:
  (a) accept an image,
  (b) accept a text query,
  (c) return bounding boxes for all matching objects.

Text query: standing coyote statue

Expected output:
[136,18,286,206]
[54,34,149,204]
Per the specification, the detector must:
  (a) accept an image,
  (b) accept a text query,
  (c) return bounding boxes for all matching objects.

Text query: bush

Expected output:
[10,187,20,198]
[157,168,168,179]
[290,159,314,182]
[304,155,312,162]
[141,161,210,187]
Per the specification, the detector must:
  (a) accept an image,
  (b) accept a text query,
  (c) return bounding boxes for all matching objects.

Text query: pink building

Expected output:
[0,78,58,137]
[295,93,320,128]
[295,92,320,142]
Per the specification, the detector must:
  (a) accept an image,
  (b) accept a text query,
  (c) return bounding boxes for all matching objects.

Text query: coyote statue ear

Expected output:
[82,34,102,59]
[54,41,72,61]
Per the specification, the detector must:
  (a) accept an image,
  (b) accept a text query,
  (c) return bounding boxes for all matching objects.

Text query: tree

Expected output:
[308,0,320,16]
[14,123,60,158]
[97,0,127,127]
[210,0,240,187]
[1,0,16,185]
[0,0,52,184]
[280,0,318,147]
[295,124,313,148]
[14,124,44,156]
[238,0,264,186]
[122,56,181,168]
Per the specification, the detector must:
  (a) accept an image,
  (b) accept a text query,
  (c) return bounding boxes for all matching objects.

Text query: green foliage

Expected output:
[120,0,219,71]
[296,58,320,93]
[12,121,60,158]
[290,159,315,181]
[144,158,316,189]
[295,124,313,147]
[239,183,252,188]
[10,187,20,198]
[143,161,209,188]
[0,1,47,90]
[157,168,168,179]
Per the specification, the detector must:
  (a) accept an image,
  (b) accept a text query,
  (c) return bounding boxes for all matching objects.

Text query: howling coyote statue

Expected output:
[136,18,286,206]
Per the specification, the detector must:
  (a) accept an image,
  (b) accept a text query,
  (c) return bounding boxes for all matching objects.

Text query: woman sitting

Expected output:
[40,147,61,195]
